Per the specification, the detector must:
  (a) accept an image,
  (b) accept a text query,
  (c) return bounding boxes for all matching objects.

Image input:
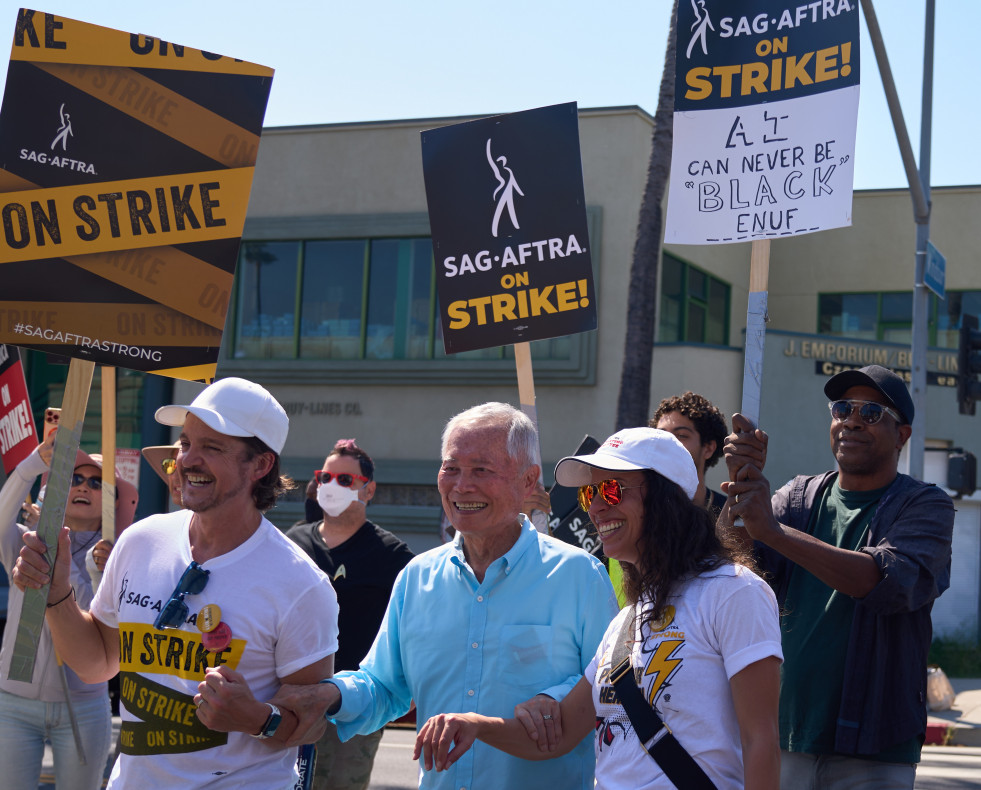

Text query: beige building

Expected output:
[165,107,981,640]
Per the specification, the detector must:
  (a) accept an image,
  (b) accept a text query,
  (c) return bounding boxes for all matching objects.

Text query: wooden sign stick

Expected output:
[514,342,548,532]
[100,366,116,543]
[7,358,95,682]
[740,239,771,428]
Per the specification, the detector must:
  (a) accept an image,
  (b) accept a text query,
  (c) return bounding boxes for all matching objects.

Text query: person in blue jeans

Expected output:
[0,429,137,790]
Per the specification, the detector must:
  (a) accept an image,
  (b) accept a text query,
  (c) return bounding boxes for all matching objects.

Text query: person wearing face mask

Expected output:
[285,439,414,790]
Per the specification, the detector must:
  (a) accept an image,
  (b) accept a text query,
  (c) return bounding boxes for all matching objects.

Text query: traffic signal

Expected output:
[947,450,977,498]
[957,314,981,415]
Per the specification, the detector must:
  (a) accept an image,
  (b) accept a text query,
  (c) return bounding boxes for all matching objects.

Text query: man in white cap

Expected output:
[13,377,339,789]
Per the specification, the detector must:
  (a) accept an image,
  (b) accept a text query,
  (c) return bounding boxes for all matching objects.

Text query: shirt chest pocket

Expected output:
[497,624,555,690]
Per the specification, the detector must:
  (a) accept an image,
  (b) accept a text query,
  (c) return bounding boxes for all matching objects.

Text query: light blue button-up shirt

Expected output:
[330,517,618,789]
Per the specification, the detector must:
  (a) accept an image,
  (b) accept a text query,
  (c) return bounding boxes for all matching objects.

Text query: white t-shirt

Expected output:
[90,510,339,789]
[586,564,782,790]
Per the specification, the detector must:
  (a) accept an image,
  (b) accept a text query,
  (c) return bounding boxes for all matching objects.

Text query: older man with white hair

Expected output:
[274,402,618,789]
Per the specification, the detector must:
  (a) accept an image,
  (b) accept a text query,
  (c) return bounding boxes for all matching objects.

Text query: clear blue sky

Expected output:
[0,1,975,190]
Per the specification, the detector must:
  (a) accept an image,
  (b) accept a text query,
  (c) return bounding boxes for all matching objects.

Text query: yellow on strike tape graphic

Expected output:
[0,169,36,192]
[10,10,273,77]
[151,363,216,383]
[66,248,233,330]
[120,622,244,680]
[38,63,262,169]
[0,301,223,347]
[0,169,236,329]
[0,167,253,263]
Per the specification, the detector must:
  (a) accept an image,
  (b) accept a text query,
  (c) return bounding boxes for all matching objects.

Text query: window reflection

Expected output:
[818,290,981,348]
[659,253,730,345]
[300,241,367,360]
[235,241,300,359]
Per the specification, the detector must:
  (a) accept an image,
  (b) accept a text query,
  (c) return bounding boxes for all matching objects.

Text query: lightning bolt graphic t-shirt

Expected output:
[586,564,782,790]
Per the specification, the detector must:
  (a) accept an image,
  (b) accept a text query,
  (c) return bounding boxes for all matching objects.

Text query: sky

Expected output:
[0,0,976,191]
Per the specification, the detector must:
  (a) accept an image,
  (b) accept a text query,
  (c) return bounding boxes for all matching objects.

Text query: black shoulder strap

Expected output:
[610,605,718,790]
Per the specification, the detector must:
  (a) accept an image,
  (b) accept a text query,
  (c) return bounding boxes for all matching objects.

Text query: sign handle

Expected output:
[100,367,116,543]
[514,342,548,532]
[740,239,770,428]
[7,358,95,682]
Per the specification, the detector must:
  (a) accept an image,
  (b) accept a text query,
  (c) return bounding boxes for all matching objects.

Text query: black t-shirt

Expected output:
[285,520,414,672]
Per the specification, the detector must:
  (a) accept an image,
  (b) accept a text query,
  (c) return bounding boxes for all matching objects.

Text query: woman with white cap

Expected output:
[0,427,138,790]
[415,427,783,789]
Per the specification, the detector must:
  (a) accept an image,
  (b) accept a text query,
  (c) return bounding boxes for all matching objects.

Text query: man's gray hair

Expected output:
[441,402,538,468]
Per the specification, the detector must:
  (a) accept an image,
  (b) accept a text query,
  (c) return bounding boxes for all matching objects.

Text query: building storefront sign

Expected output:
[782,336,958,387]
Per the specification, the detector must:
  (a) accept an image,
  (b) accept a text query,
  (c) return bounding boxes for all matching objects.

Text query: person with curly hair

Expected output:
[651,391,729,517]
[414,427,782,789]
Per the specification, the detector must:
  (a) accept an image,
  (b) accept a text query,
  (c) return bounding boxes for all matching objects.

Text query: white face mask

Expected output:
[317,479,362,518]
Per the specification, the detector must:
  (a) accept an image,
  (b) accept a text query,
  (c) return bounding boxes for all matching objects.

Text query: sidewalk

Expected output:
[35,679,981,785]
[926,677,981,747]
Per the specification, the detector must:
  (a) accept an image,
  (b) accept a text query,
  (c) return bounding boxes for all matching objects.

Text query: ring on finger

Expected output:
[542,714,553,721]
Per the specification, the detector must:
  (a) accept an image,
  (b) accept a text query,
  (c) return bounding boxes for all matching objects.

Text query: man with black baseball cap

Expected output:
[724,364,953,789]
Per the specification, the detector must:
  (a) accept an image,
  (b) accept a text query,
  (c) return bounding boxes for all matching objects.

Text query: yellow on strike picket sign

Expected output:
[0,9,274,382]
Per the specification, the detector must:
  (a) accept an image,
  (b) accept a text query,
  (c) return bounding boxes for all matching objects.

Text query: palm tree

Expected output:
[615,0,678,430]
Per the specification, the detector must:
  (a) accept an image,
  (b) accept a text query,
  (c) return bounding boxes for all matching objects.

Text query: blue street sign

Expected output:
[925,241,946,300]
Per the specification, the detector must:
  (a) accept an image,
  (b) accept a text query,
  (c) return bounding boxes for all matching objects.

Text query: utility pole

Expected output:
[861,0,934,480]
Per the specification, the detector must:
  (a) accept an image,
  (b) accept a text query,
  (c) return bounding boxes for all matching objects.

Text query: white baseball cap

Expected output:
[554,427,698,500]
[155,377,289,454]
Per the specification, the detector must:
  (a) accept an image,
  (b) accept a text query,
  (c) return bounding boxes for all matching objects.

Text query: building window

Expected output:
[232,237,577,363]
[659,252,730,345]
[818,290,981,348]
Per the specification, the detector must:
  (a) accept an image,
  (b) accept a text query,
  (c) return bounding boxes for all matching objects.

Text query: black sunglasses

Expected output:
[828,399,902,426]
[153,561,210,630]
[71,473,103,490]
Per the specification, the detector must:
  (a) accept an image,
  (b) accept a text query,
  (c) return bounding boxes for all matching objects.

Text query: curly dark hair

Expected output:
[241,436,296,512]
[620,470,753,631]
[649,392,728,469]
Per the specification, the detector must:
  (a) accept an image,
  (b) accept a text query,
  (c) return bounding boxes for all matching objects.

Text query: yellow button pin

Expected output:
[197,603,222,633]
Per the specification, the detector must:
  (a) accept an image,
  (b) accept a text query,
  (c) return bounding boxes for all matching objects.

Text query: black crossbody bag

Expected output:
[609,605,718,790]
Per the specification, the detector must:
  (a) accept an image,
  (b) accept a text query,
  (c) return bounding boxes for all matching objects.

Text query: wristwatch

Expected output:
[252,703,282,740]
